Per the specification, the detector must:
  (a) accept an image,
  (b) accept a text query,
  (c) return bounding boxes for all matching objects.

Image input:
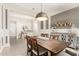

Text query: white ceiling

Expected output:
[5,3,79,17]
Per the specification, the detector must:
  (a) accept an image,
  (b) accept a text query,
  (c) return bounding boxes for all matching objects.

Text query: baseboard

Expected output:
[0,46,4,53]
[0,44,10,53]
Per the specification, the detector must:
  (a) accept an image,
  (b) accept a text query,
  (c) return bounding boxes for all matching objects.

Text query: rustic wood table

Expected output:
[37,38,69,55]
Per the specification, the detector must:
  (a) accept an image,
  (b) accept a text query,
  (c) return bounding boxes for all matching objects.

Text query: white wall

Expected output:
[0,3,36,52]
[32,21,39,36]
[0,4,10,52]
[0,4,2,51]
[8,11,33,37]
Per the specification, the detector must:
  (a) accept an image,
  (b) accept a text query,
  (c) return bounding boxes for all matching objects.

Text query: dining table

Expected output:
[36,37,70,55]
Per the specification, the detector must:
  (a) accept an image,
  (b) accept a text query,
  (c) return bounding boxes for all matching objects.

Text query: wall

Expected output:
[51,6,79,44]
[0,4,10,52]
[51,6,79,28]
[0,3,35,52]
[8,11,33,38]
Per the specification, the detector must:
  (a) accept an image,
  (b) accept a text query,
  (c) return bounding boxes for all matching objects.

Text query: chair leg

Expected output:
[43,52,48,56]
[27,50,29,56]
[27,48,32,56]
[31,51,33,56]
[45,52,48,56]
[27,48,29,55]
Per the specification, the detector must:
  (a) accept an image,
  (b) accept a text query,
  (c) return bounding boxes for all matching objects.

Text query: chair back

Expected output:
[41,33,48,38]
[25,35,32,49]
[31,38,39,55]
[50,34,59,40]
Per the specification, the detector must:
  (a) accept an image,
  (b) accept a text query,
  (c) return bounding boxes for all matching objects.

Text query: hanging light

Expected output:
[36,3,48,21]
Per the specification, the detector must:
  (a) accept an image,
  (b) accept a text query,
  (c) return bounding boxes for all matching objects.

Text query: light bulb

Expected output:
[36,17,48,21]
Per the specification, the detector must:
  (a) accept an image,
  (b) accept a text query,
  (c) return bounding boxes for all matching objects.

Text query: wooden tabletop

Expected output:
[37,38,69,54]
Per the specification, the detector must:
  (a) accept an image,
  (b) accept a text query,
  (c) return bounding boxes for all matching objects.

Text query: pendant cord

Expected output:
[41,3,42,12]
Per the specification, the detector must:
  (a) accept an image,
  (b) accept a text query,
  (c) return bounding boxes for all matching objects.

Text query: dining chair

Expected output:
[50,34,59,40]
[41,33,44,37]
[67,33,77,49]
[41,33,48,38]
[25,35,32,55]
[61,34,66,41]
[30,38,48,56]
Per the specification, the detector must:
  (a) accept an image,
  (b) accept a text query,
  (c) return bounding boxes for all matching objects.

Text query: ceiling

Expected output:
[5,3,79,17]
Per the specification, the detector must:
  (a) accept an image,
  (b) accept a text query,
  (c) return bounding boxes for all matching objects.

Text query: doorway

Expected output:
[9,21,17,45]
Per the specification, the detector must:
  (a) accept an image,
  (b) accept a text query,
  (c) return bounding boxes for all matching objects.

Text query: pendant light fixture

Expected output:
[36,3,48,21]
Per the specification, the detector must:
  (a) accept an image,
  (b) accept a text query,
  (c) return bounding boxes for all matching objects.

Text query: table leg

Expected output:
[48,51,51,56]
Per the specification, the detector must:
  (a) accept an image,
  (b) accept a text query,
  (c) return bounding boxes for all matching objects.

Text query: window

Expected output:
[40,21,44,29]
[46,20,49,29]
